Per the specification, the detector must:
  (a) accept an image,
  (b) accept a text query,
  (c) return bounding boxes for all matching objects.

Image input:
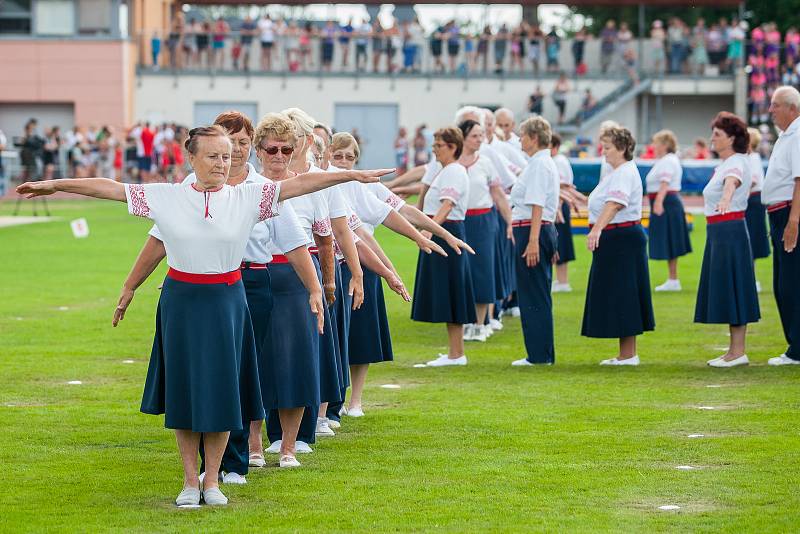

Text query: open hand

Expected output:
[784,220,799,253]
[587,228,602,251]
[349,275,364,310]
[17,181,58,198]
[523,240,540,267]
[309,291,325,333]
[351,168,396,184]
[386,274,411,302]
[112,286,135,327]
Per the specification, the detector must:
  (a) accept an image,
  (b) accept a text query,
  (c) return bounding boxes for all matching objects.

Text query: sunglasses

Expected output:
[260,145,294,155]
[332,154,356,161]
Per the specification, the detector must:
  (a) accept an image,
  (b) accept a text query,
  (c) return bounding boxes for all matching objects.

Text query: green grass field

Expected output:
[1,199,798,533]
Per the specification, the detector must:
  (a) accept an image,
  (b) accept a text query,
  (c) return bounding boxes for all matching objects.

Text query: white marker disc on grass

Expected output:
[413,364,427,368]
[67,381,82,385]
[658,505,680,511]
[675,465,697,470]
[687,434,705,438]
[380,384,401,389]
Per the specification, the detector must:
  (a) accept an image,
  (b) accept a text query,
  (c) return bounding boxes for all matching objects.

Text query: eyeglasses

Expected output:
[332,154,356,161]
[260,145,294,155]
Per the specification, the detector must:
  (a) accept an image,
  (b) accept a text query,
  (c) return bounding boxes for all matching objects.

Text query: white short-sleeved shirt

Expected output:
[366,182,406,212]
[703,153,751,216]
[258,18,275,42]
[309,163,352,221]
[587,160,643,224]
[422,162,470,220]
[150,164,307,263]
[510,149,560,222]
[553,153,574,186]
[763,116,800,205]
[336,180,392,228]
[125,180,281,274]
[599,157,613,180]
[645,153,683,193]
[749,152,765,193]
[421,160,443,186]
[481,142,520,192]
[464,155,501,210]
[489,136,527,171]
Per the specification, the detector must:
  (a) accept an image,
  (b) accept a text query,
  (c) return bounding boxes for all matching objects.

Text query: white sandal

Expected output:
[249,452,266,468]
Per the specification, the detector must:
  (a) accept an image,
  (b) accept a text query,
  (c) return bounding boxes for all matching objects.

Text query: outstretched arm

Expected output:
[278,169,394,202]
[353,229,411,301]
[331,216,364,310]
[381,210,447,257]
[113,236,167,326]
[398,204,474,255]
[385,164,425,189]
[18,178,126,201]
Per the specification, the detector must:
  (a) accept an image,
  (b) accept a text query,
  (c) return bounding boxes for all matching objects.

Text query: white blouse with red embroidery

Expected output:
[587,160,643,225]
[266,189,331,256]
[421,162,470,221]
[124,181,281,274]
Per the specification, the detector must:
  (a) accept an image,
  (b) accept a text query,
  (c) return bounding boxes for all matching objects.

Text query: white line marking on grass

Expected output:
[658,505,681,511]
[122,360,135,364]
[706,385,722,388]
[675,465,697,470]
[413,364,428,368]
[687,434,705,438]
[697,406,716,410]
[67,381,82,385]
[58,306,69,311]
[380,384,401,389]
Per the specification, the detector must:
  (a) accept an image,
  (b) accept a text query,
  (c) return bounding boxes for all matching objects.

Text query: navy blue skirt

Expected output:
[694,219,760,325]
[648,193,692,260]
[260,259,341,409]
[494,209,514,299]
[347,264,394,365]
[582,224,655,338]
[411,221,478,325]
[746,192,770,260]
[141,277,265,432]
[555,202,576,264]
[331,261,352,388]
[464,210,498,304]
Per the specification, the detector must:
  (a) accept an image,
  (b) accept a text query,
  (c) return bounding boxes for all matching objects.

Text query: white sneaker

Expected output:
[266,439,313,454]
[462,324,475,341]
[706,355,726,365]
[279,454,301,468]
[600,355,641,366]
[248,453,266,468]
[265,440,281,454]
[202,486,228,506]
[768,354,800,366]
[470,326,487,342]
[346,406,364,417]
[489,318,503,331]
[176,487,201,507]
[552,282,573,293]
[511,358,534,366]
[338,405,348,417]
[655,279,682,292]
[328,419,341,430]
[426,354,468,367]
[755,280,762,293]
[221,471,247,484]
[708,354,749,368]
[316,417,335,437]
[510,306,521,317]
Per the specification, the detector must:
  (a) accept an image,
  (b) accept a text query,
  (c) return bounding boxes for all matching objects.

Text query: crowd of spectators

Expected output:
[748,23,800,125]
[0,119,190,187]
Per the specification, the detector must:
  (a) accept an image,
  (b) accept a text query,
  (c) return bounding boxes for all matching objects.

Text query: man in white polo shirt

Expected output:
[763,85,800,366]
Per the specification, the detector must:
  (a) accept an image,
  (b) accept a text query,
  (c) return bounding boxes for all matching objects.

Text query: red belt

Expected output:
[647,191,679,200]
[589,220,640,230]
[768,201,791,213]
[707,211,745,224]
[308,246,319,255]
[240,262,268,270]
[511,219,552,227]
[466,208,492,216]
[749,191,762,197]
[270,255,290,264]
[167,267,241,285]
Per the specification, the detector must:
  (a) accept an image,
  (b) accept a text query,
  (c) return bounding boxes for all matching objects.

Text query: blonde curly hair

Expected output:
[253,112,297,151]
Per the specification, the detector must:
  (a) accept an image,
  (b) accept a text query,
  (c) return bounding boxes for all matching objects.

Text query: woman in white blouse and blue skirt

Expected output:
[509,116,560,365]
[746,127,770,292]
[16,125,391,506]
[458,119,512,342]
[583,126,655,366]
[551,133,577,293]
[695,112,760,367]
[412,127,477,367]
[646,130,692,292]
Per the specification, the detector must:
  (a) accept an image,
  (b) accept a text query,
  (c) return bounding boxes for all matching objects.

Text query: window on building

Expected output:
[0,0,32,34]
[78,0,111,35]
[34,0,75,35]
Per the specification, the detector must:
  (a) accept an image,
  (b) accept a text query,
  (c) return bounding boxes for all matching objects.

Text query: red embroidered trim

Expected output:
[258,183,278,221]
[312,217,332,236]
[385,193,404,209]
[127,184,150,218]
[440,187,461,201]
[608,190,629,203]
[347,213,362,230]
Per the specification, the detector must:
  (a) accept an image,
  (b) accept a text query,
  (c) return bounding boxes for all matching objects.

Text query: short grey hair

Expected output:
[519,116,552,148]
[494,107,515,122]
[454,106,485,129]
[773,86,800,109]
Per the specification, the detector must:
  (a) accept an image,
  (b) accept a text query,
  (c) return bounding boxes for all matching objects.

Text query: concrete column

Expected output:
[522,5,538,26]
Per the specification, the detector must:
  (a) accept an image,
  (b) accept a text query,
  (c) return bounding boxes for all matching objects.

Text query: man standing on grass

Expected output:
[763,85,800,366]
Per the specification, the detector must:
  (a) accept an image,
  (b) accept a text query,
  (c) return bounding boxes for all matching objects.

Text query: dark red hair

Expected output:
[710,112,749,154]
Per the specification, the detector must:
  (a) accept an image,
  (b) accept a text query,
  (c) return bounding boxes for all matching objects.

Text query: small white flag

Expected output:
[70,218,90,238]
